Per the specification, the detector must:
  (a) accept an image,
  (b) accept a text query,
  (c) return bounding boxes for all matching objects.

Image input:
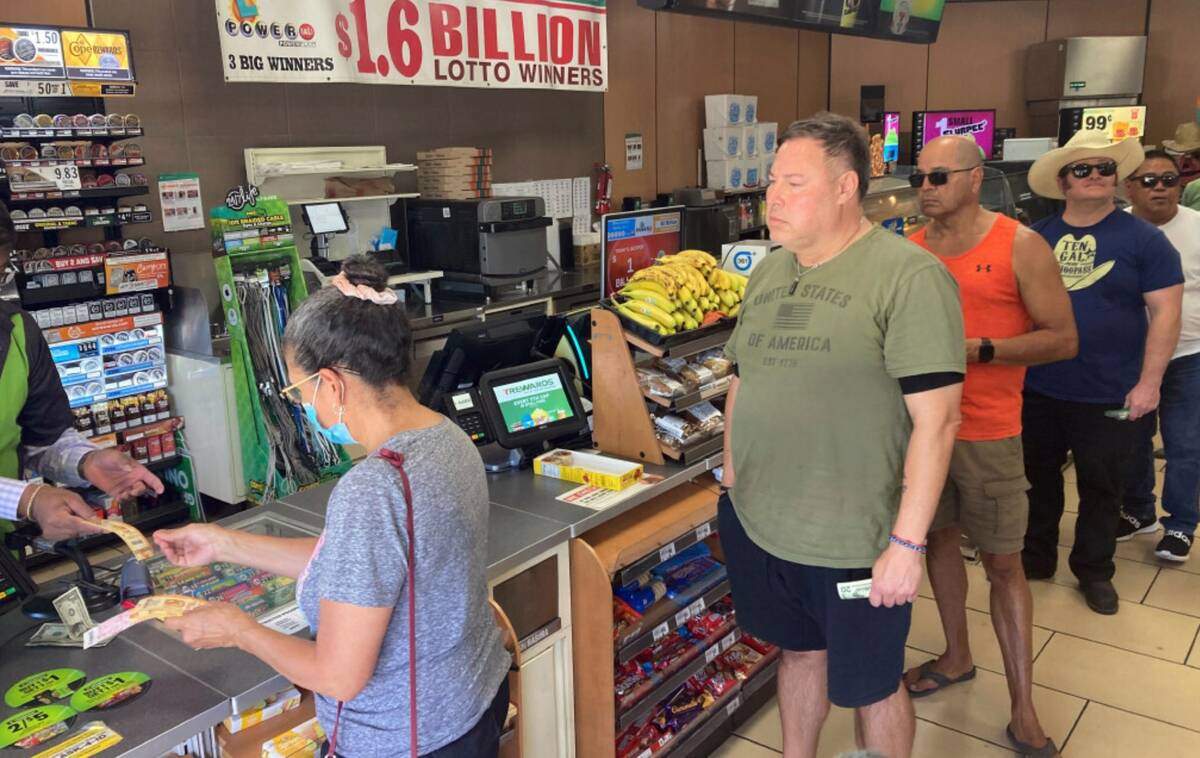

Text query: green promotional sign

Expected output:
[0,704,75,749]
[4,669,85,708]
[69,672,151,712]
[162,436,203,522]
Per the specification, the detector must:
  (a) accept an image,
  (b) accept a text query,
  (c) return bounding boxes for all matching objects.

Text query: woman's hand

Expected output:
[163,603,256,650]
[153,524,230,567]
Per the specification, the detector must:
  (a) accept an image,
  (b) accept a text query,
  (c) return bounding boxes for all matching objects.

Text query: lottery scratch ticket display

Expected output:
[146,558,304,633]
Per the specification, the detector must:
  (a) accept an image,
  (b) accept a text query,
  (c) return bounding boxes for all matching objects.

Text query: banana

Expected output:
[616,303,672,335]
[672,310,686,327]
[678,285,695,304]
[728,303,741,318]
[620,289,679,314]
[620,298,677,329]
[622,279,672,299]
[718,289,737,308]
[630,269,679,296]
[683,316,699,330]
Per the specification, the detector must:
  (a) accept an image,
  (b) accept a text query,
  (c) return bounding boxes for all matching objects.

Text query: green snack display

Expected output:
[69,673,151,712]
[4,670,86,709]
[0,704,75,749]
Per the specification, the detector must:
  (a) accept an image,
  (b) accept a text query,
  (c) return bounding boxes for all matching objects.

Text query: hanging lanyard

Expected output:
[327,448,418,758]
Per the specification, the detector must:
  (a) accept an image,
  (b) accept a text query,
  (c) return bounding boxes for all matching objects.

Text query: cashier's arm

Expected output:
[236,600,389,703]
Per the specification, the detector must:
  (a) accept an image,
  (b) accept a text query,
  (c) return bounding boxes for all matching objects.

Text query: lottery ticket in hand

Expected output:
[92,520,155,561]
[83,594,206,649]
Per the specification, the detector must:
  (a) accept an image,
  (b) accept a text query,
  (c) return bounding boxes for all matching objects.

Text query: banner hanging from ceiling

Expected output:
[214,0,607,92]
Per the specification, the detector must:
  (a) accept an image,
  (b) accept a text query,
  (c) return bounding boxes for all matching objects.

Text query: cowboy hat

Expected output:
[1163,121,1200,154]
[1028,130,1145,200]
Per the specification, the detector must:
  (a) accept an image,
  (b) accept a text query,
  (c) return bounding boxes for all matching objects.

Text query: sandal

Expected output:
[1006,724,1060,757]
[904,659,977,699]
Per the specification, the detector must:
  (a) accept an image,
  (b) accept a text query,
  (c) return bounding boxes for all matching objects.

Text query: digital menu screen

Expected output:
[912,110,997,161]
[601,207,684,298]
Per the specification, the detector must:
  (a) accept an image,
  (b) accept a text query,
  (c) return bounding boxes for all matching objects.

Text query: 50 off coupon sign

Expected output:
[215,0,607,91]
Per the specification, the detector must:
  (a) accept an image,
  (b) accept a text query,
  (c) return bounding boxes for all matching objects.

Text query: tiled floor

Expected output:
[713,460,1200,757]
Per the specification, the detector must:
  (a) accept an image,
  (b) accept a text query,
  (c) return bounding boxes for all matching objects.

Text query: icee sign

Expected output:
[915,109,997,159]
[215,0,608,92]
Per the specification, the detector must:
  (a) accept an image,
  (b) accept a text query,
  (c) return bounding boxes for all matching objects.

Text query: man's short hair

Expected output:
[1139,149,1182,172]
[779,112,871,201]
[0,201,15,253]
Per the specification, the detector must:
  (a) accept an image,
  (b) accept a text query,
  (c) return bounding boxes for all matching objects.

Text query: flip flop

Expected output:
[905,660,977,699]
[1006,724,1060,757]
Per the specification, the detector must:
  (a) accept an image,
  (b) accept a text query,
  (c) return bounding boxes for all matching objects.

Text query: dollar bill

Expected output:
[92,520,155,561]
[52,587,94,641]
[836,578,873,601]
[26,623,111,648]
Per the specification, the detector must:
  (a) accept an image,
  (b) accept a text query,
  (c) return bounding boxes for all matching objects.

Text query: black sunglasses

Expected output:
[907,166,978,188]
[1060,161,1118,179]
[1129,173,1181,189]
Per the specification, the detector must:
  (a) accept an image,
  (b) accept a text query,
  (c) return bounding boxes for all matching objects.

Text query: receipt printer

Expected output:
[408,197,551,277]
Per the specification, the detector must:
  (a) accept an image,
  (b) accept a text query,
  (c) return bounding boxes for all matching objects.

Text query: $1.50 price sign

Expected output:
[215,0,608,92]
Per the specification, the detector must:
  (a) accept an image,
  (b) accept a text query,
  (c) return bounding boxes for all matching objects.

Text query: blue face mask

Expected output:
[302,376,358,445]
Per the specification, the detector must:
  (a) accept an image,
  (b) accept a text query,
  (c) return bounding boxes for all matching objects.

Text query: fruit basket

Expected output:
[602,298,733,348]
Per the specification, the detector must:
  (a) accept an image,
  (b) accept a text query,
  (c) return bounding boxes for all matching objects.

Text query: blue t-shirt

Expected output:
[1026,209,1183,404]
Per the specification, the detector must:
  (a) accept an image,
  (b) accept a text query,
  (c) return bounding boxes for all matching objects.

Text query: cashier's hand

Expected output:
[25,486,105,541]
[869,543,923,608]
[81,447,165,501]
[164,603,256,650]
[154,524,230,567]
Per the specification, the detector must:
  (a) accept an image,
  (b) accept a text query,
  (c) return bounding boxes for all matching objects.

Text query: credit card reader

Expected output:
[0,540,37,618]
[444,388,493,445]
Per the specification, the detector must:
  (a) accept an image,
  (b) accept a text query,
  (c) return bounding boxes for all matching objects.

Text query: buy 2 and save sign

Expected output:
[215,0,607,91]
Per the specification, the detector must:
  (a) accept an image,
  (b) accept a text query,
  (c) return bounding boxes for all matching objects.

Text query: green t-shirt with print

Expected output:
[725,226,965,568]
[1184,180,1200,213]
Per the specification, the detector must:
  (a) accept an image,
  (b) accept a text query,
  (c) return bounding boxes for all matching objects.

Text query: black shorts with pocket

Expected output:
[718,493,911,708]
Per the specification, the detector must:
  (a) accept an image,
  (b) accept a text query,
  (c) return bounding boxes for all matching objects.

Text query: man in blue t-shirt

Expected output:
[1022,131,1184,615]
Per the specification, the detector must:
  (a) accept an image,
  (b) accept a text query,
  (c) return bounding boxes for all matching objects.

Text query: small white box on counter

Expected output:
[707,160,743,191]
[759,122,778,154]
[705,94,743,127]
[743,159,762,189]
[742,95,759,124]
[743,126,759,158]
[703,127,742,159]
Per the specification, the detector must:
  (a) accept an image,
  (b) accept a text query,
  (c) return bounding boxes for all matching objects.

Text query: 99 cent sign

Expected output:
[215,0,608,91]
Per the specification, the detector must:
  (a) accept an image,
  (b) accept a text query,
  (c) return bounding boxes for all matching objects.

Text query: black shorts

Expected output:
[718,493,911,708]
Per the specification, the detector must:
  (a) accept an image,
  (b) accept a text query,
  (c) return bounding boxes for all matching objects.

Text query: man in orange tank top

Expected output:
[904,136,1078,758]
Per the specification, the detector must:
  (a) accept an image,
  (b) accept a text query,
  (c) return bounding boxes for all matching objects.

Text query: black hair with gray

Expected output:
[1139,149,1182,172]
[282,255,413,388]
[779,112,872,201]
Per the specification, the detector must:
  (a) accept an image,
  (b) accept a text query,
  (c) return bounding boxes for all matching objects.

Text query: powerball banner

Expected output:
[214,0,607,91]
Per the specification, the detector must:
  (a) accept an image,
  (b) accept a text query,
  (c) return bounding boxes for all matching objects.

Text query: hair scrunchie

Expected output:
[329,272,399,305]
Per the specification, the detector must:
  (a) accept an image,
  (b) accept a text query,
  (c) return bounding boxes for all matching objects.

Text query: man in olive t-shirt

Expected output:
[720,113,964,758]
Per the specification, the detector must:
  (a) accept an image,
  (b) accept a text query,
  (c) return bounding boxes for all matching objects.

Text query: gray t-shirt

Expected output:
[297,418,510,755]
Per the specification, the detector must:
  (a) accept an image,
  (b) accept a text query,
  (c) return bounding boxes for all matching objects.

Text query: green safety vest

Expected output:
[1,313,31,536]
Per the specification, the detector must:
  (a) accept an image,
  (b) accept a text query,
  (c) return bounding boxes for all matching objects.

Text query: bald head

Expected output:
[921,135,984,169]
[915,135,985,220]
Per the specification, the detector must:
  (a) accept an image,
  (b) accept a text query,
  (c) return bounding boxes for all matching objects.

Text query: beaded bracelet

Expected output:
[889,533,927,555]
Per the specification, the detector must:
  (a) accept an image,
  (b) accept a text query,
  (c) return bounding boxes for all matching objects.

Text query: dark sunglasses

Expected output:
[1129,173,1181,189]
[1060,161,1118,179]
[907,166,977,188]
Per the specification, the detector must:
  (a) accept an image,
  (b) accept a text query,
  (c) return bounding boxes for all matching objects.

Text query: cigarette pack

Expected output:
[533,449,644,491]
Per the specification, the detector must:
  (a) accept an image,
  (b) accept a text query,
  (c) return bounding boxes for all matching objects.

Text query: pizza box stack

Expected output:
[703,94,776,192]
[417,147,493,200]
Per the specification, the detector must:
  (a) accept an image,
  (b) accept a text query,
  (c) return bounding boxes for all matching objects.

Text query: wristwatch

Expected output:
[979,337,995,364]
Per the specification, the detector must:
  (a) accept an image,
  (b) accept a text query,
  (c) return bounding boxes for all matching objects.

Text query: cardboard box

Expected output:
[705,94,743,127]
[759,122,778,155]
[743,126,759,158]
[262,716,326,758]
[743,159,762,189]
[743,95,759,124]
[534,449,644,491]
[224,687,303,735]
[706,160,743,191]
[216,690,315,758]
[721,240,781,275]
[703,127,742,159]
[417,147,492,160]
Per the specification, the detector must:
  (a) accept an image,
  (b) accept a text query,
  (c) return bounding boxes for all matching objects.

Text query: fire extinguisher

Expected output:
[594,162,613,216]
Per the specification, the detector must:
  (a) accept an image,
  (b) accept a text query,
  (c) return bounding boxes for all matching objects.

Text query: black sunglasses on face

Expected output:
[1129,173,1181,189]
[908,166,978,188]
[1060,161,1118,179]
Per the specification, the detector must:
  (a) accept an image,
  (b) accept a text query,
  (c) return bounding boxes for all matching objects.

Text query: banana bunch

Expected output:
[614,249,750,334]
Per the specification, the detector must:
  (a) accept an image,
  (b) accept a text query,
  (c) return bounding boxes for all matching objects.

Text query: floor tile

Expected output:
[1035,634,1200,731]
[1063,703,1200,758]
[903,648,1084,750]
[908,596,1053,676]
[1188,632,1200,669]
[912,720,1017,757]
[1049,546,1160,602]
[1144,567,1200,618]
[709,735,781,757]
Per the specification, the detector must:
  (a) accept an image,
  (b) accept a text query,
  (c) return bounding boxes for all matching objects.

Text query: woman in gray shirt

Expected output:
[156,257,511,757]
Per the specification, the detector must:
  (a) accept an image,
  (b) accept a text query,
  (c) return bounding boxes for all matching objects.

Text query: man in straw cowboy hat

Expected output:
[1021,130,1183,615]
[1162,120,1200,211]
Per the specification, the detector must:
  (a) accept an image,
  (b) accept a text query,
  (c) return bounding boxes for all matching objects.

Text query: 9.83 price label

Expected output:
[50,164,81,190]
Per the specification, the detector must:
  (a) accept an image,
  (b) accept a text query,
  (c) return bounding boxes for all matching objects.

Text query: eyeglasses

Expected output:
[1129,173,1181,189]
[907,166,979,188]
[279,367,359,405]
[1060,161,1118,179]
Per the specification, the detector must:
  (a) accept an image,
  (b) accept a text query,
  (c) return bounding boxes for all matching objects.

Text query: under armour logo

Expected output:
[976,264,992,273]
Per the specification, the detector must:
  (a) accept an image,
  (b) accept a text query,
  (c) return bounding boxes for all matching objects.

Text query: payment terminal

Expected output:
[0,541,37,618]
[443,388,493,445]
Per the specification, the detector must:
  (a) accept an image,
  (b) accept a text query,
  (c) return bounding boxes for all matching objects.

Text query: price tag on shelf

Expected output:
[726,696,742,717]
[651,622,670,643]
[689,598,706,617]
[50,164,81,190]
[637,751,652,758]
[705,644,721,664]
[11,163,81,192]
[674,608,692,627]
[721,632,738,651]
[658,543,677,563]
[695,523,712,541]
